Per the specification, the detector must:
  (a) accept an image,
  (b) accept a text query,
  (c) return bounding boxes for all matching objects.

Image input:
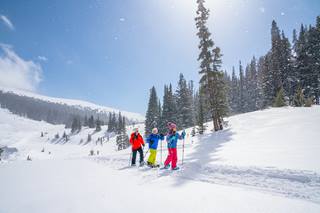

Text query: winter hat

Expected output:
[167,122,176,130]
[152,128,158,134]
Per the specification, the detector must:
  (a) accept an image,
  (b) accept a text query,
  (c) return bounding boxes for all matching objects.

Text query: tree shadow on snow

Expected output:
[170,128,234,187]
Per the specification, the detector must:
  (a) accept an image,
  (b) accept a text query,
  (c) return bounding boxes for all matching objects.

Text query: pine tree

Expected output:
[145,86,160,135]
[238,61,246,112]
[245,57,259,112]
[161,84,178,132]
[71,117,78,133]
[195,0,227,131]
[157,100,163,132]
[116,116,129,150]
[270,20,283,95]
[230,67,239,113]
[176,73,195,129]
[290,28,300,104]
[112,112,117,132]
[122,116,126,132]
[188,80,196,125]
[261,53,274,107]
[293,87,305,107]
[116,112,123,134]
[256,57,265,109]
[88,115,95,128]
[273,87,287,107]
[96,117,101,132]
[116,133,130,150]
[107,112,112,132]
[295,25,311,99]
[84,115,88,127]
[197,91,206,134]
[279,31,292,99]
[304,16,320,104]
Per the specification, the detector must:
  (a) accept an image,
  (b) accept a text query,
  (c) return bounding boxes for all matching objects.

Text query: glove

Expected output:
[142,144,145,147]
[181,130,186,138]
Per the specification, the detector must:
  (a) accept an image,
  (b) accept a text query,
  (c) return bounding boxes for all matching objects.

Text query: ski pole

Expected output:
[144,147,150,157]
[160,139,162,165]
[182,134,185,165]
[129,151,132,166]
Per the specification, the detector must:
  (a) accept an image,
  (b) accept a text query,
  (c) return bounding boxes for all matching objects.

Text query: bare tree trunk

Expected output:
[212,113,219,132]
[218,117,223,130]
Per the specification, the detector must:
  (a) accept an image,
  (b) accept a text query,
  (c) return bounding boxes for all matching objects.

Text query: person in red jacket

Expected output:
[129,128,145,166]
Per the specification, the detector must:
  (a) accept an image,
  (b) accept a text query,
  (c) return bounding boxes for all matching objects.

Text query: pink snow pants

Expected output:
[164,148,178,169]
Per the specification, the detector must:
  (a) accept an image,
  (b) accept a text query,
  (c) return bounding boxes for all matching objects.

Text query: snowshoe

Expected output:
[161,164,170,170]
[146,162,159,168]
[139,161,145,167]
[172,166,180,171]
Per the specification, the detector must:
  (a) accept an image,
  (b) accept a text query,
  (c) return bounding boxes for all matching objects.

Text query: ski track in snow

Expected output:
[91,149,320,204]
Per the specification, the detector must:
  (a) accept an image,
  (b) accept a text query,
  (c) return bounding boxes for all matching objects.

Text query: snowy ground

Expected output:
[0,107,320,213]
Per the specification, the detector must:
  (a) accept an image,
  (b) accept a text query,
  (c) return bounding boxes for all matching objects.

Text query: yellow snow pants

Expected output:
[147,149,157,165]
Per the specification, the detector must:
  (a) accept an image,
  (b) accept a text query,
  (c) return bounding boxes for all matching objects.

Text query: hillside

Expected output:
[0,106,320,213]
[0,87,144,124]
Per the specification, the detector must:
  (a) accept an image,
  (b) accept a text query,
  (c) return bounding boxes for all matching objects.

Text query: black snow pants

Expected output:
[131,147,144,165]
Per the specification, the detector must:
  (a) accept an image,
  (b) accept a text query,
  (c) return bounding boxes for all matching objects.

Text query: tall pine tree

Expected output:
[176,73,195,129]
[145,86,160,136]
[195,0,227,131]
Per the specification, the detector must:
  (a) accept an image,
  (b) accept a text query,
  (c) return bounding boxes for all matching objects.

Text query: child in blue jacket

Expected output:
[146,128,164,167]
[163,122,185,170]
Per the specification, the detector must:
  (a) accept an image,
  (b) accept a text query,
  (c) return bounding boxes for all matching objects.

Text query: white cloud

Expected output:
[0,44,42,91]
[38,56,48,62]
[119,17,125,22]
[259,7,265,13]
[281,12,285,16]
[0,15,14,30]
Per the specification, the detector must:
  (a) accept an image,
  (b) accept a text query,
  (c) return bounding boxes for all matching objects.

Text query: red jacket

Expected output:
[130,133,145,150]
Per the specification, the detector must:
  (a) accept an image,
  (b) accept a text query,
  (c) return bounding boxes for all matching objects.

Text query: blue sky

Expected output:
[0,0,319,114]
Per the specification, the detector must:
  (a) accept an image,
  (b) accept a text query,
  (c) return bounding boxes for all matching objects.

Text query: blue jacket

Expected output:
[166,131,185,148]
[146,134,164,150]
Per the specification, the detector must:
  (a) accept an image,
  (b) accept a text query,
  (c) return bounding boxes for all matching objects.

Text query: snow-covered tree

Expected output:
[195,0,227,131]
[96,117,102,132]
[160,84,178,133]
[88,115,95,128]
[293,87,305,107]
[145,86,160,135]
[273,87,287,107]
[176,73,195,129]
[71,117,81,133]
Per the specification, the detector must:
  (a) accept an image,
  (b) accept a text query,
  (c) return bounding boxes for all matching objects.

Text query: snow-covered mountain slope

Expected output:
[207,106,320,172]
[0,86,144,122]
[0,106,320,213]
[0,107,140,160]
